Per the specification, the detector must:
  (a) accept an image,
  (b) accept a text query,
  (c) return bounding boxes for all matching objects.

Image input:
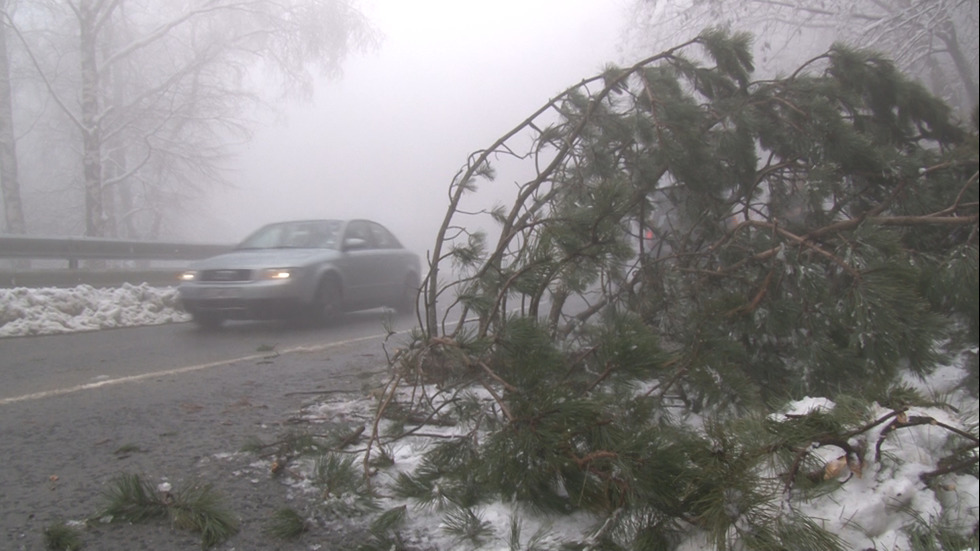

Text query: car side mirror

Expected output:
[344,237,368,250]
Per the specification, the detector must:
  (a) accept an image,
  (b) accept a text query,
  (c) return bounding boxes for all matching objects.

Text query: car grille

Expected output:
[200,269,252,282]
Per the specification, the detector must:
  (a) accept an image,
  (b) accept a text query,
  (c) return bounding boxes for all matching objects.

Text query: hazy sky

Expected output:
[206,0,627,254]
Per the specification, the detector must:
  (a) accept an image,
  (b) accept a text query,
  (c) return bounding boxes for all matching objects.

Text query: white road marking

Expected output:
[0,333,385,406]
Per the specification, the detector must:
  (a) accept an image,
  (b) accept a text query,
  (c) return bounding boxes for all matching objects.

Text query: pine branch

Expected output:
[920,455,980,483]
[724,268,775,317]
[364,371,402,487]
[474,359,518,393]
[875,412,980,461]
[477,374,514,423]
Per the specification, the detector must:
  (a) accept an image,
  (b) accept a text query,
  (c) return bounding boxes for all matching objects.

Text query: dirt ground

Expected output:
[0,341,415,551]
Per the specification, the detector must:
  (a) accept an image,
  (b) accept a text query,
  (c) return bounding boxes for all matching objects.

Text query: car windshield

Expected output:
[236,220,342,250]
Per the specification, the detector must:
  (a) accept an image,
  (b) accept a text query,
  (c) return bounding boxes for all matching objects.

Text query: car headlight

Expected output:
[260,268,295,280]
[179,270,199,282]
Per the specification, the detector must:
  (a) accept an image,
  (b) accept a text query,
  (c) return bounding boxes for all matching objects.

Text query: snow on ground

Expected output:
[780,393,979,550]
[292,370,979,551]
[0,284,189,338]
[1,285,977,549]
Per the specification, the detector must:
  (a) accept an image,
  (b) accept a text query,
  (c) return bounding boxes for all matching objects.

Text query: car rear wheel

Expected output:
[395,273,420,314]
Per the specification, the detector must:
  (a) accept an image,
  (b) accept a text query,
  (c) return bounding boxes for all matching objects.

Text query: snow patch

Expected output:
[0,283,190,337]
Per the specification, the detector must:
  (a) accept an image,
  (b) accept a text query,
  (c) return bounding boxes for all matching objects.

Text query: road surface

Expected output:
[0,311,421,550]
[0,309,417,404]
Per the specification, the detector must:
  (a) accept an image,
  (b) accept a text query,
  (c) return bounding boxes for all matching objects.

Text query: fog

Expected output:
[193,0,626,257]
[4,0,972,253]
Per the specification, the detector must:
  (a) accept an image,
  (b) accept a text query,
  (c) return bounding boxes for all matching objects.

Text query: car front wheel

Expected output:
[309,276,342,323]
[192,311,224,329]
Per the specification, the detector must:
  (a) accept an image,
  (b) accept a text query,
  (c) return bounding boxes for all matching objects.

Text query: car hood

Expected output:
[189,248,340,270]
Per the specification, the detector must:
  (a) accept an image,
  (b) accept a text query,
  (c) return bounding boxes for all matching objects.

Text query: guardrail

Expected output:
[0,234,231,288]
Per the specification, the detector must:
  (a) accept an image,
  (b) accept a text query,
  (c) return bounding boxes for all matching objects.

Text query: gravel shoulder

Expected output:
[0,339,392,550]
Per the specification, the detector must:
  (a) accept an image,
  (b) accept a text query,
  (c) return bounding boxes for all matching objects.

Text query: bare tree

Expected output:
[0,0,24,235]
[623,0,978,115]
[4,0,377,237]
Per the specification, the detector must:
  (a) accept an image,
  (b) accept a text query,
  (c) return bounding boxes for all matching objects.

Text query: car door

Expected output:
[339,220,387,306]
[367,221,412,298]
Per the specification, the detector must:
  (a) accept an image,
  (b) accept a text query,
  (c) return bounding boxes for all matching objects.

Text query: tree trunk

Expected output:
[936,22,979,111]
[0,0,25,235]
[79,0,104,237]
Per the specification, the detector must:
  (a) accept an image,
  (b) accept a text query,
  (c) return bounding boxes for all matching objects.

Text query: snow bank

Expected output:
[0,284,190,338]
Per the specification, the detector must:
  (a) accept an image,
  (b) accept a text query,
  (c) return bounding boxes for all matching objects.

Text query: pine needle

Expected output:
[43,521,83,551]
[264,508,307,540]
[97,474,238,549]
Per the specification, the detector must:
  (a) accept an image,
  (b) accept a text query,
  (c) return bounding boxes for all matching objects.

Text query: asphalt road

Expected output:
[0,309,419,404]
[0,311,422,550]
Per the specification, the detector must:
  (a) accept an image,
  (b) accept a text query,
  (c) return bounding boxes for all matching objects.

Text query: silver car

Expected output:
[177,219,421,327]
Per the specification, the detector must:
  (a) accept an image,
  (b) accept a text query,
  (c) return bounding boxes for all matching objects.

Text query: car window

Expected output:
[368,222,401,249]
[343,221,374,249]
[309,221,341,248]
[238,221,340,249]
